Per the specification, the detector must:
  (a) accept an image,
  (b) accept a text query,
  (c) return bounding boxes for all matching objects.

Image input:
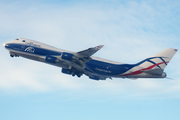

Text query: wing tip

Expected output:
[174,49,178,51]
[95,45,104,50]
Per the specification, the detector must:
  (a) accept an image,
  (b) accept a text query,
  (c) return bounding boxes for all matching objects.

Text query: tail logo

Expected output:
[137,57,168,69]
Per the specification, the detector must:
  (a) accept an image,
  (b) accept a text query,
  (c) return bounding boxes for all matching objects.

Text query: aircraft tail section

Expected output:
[137,48,178,70]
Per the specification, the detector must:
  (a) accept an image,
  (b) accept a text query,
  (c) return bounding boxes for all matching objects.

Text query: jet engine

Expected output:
[61,68,82,77]
[62,68,72,75]
[45,55,57,63]
[61,52,79,61]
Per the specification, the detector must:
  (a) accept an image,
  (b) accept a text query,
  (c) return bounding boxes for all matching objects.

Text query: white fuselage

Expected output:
[4,38,173,80]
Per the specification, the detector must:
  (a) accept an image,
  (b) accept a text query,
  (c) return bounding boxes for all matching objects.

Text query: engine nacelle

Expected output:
[61,52,73,61]
[61,52,79,61]
[45,55,57,63]
[61,68,72,75]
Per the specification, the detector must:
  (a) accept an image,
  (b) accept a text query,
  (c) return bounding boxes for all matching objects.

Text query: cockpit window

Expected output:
[15,38,19,40]
[22,40,26,42]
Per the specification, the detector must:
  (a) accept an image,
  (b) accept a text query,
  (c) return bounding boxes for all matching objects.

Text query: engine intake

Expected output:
[61,68,72,75]
[61,68,83,77]
[61,52,79,61]
[62,52,73,60]
[45,55,57,63]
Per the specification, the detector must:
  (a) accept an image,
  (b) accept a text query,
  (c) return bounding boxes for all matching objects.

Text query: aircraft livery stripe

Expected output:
[159,57,167,65]
[117,61,169,76]
[147,60,161,69]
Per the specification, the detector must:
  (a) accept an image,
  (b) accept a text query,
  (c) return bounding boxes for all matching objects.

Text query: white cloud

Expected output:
[0,1,180,99]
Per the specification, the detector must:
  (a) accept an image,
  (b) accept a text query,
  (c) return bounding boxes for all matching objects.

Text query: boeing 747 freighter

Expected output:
[3,38,178,80]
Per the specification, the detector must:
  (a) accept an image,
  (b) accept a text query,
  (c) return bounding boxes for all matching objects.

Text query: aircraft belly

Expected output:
[118,73,165,78]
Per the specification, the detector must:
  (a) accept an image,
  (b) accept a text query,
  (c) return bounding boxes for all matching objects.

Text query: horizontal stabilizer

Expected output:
[141,69,163,76]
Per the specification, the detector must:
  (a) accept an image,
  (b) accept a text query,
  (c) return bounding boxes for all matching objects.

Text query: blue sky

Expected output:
[0,0,180,120]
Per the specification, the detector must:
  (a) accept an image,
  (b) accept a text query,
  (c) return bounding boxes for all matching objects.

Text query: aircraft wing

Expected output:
[55,45,104,78]
[76,45,104,57]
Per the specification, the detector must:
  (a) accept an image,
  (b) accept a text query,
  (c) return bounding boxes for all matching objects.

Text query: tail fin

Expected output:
[138,48,178,70]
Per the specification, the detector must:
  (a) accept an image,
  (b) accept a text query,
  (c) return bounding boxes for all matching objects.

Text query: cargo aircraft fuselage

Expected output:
[3,38,177,80]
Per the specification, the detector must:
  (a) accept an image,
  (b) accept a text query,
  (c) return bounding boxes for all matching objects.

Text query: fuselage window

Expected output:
[22,40,26,42]
[15,38,19,40]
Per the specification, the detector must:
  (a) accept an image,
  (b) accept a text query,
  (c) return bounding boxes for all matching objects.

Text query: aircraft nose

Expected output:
[3,43,6,47]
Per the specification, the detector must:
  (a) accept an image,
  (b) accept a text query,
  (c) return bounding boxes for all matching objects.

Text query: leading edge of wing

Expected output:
[77,45,104,57]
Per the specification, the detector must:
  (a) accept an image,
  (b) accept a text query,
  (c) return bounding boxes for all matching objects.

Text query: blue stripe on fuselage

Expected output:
[5,43,62,56]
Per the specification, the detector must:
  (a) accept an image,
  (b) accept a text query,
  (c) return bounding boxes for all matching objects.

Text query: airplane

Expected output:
[3,38,178,80]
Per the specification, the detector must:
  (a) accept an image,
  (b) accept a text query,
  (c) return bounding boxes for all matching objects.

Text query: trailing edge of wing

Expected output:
[77,45,104,57]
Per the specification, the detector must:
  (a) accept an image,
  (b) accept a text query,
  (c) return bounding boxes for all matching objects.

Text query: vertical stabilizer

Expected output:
[138,48,178,70]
